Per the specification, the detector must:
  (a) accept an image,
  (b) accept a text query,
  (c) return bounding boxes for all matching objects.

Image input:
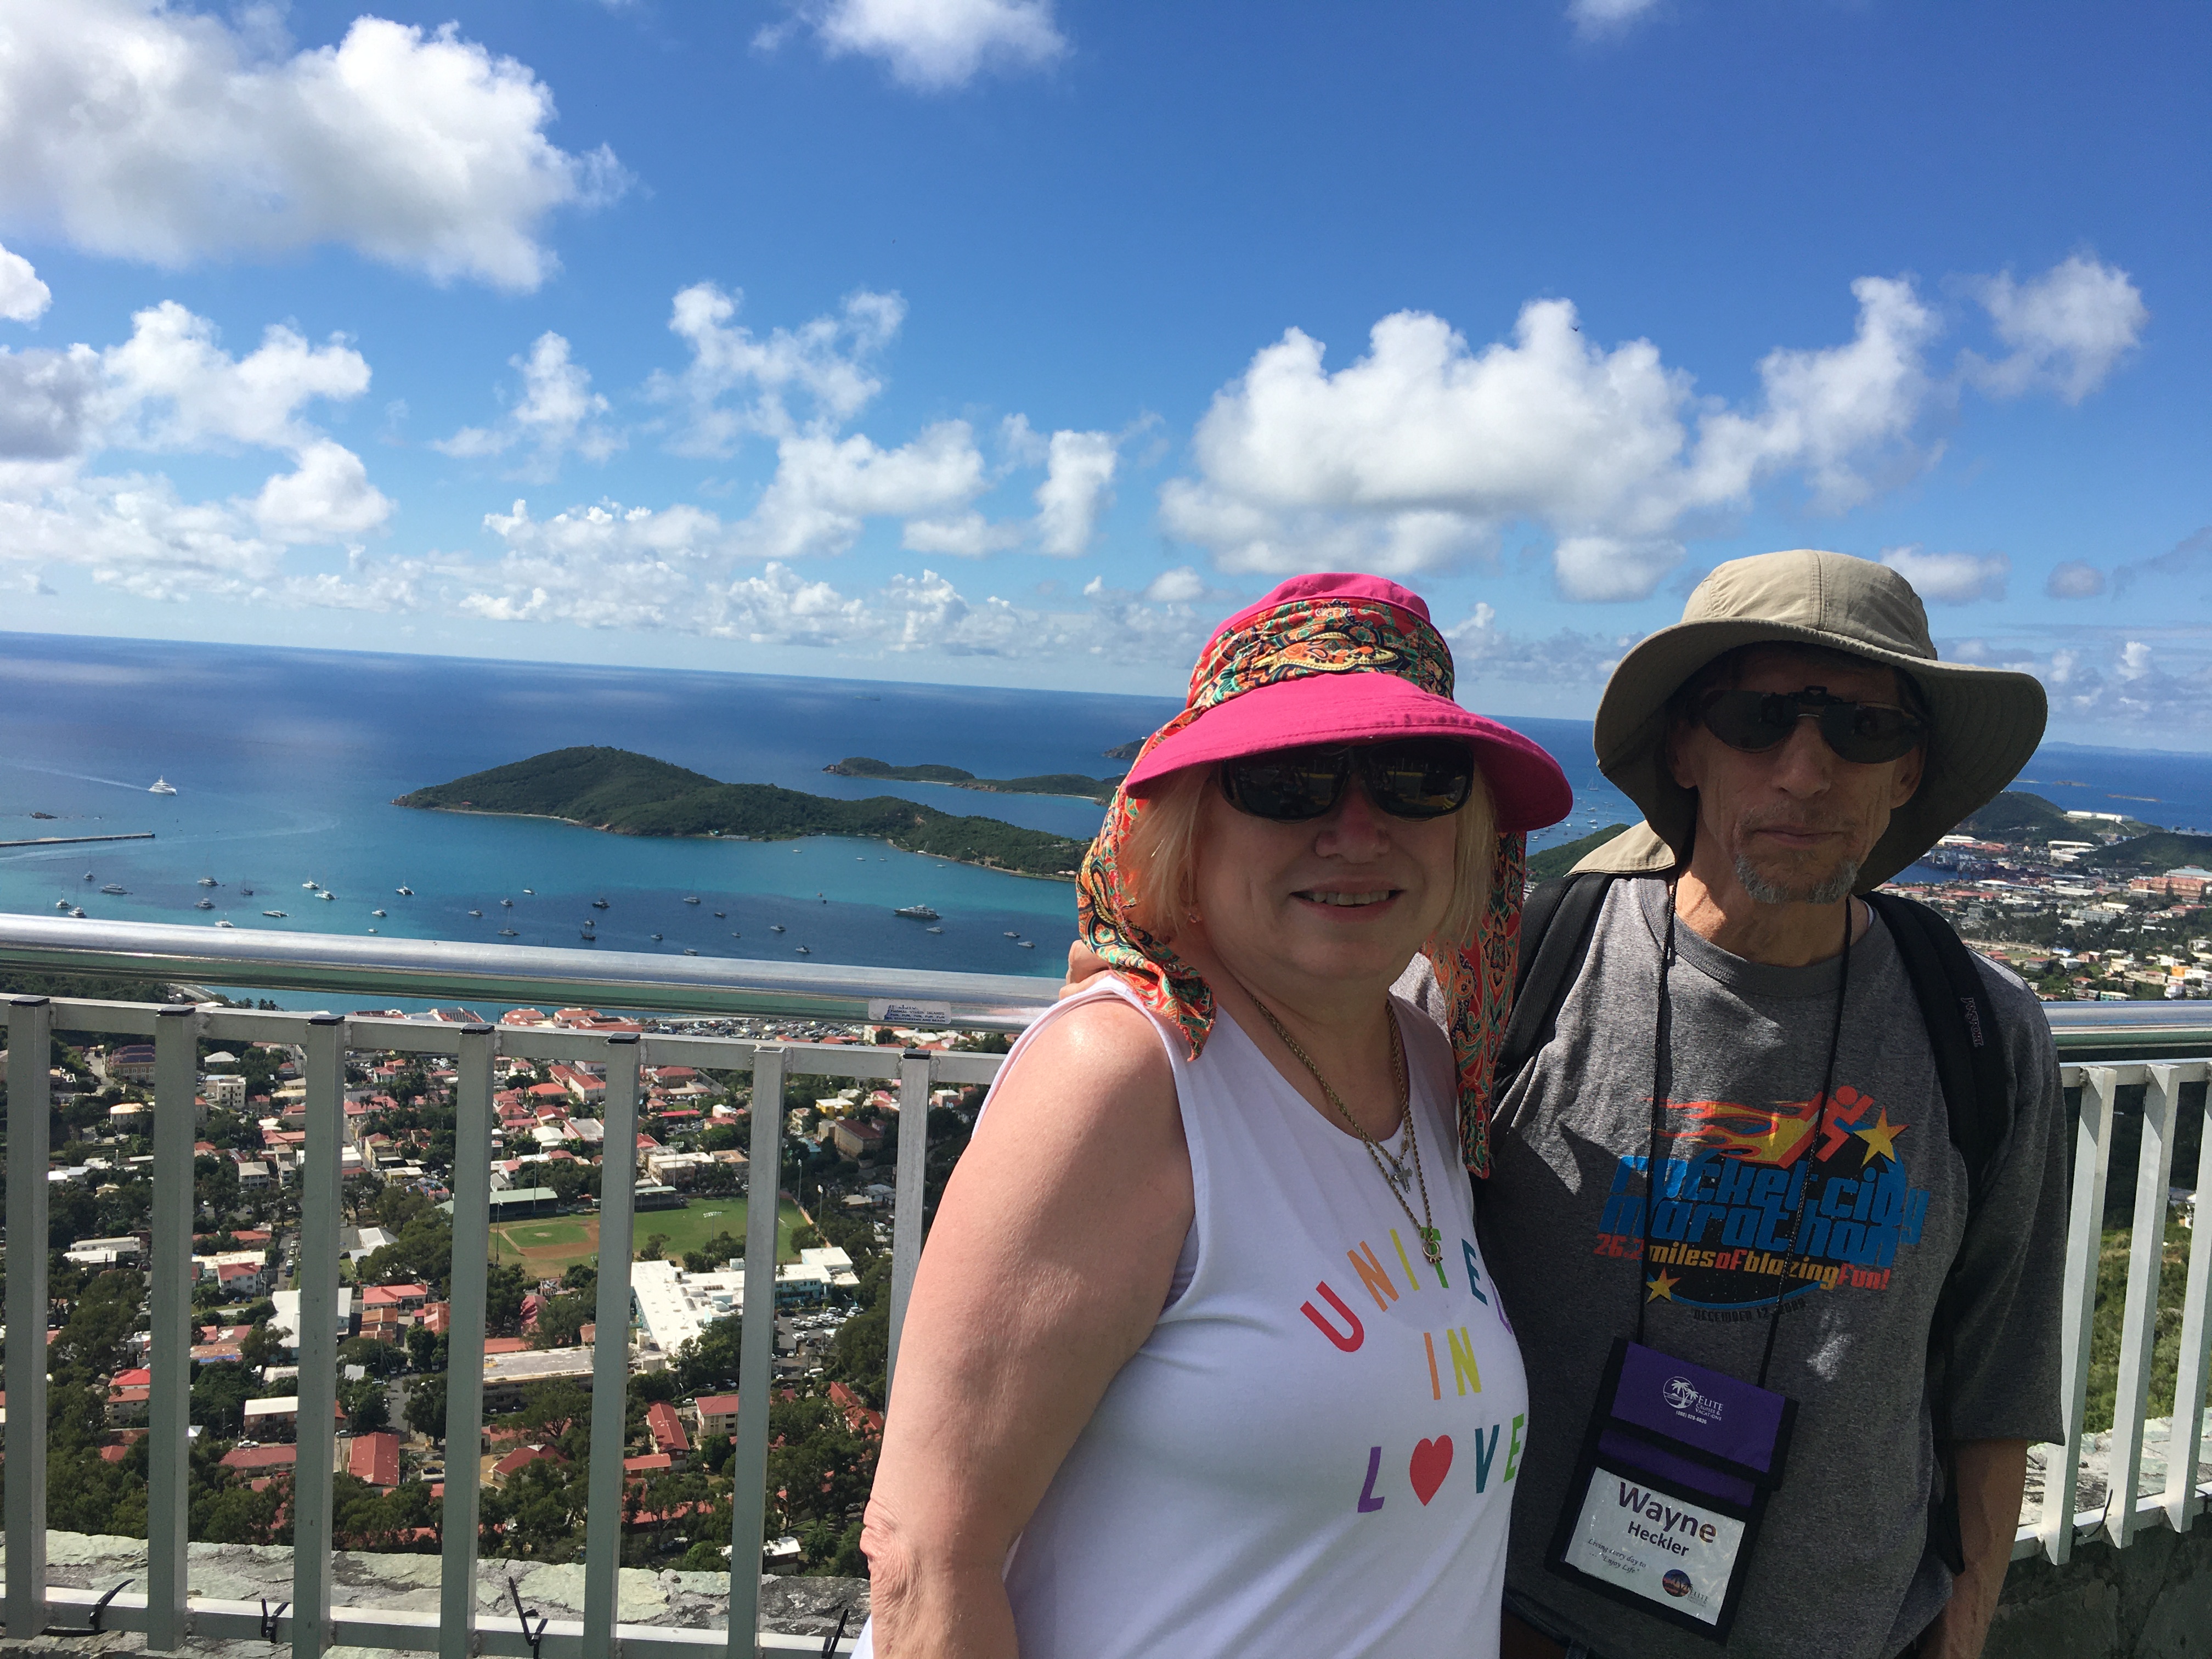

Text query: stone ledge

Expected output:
[0,1533,866,1659]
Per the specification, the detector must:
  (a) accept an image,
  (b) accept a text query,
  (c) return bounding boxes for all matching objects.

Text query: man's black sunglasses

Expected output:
[1220,738,1476,822]
[1697,686,1927,765]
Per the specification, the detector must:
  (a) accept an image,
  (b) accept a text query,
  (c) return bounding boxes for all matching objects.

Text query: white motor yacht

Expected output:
[149,777,177,795]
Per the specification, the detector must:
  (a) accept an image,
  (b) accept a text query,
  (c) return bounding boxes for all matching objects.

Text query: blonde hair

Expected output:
[1116,761,1496,951]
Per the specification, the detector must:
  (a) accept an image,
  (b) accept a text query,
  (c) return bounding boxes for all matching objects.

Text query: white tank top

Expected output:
[856,978,1527,1658]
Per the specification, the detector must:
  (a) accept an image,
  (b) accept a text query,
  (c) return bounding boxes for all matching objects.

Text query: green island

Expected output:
[825,755,1122,804]
[395,746,1091,880]
[1528,823,1633,882]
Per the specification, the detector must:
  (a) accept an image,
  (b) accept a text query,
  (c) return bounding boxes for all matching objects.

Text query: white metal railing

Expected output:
[1,919,2209,1655]
[2,923,1040,1658]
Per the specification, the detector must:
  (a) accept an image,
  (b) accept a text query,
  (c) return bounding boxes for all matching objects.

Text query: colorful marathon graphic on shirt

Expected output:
[1589,1082,1933,1310]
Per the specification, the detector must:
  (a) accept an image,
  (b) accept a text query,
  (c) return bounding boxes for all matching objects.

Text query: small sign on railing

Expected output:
[870,997,952,1023]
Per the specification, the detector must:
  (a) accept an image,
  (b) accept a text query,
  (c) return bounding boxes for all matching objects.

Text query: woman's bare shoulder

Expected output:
[981,989,1180,1142]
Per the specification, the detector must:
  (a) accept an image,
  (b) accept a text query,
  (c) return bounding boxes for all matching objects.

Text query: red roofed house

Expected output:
[360,1284,431,1312]
[108,1368,153,1424]
[622,1452,673,1477]
[221,1443,298,1492]
[645,1400,691,1464]
[347,1431,401,1491]
[693,1394,740,1438]
[828,1381,884,1438]
[492,1444,567,1483]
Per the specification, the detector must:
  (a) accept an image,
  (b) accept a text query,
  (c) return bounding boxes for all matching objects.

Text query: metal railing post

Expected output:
[582,1033,642,1659]
[292,1013,348,1657]
[4,997,53,1640]
[885,1049,933,1401]
[437,1025,498,1659]
[146,1005,201,1652]
[2043,1064,2118,1564]
[725,1045,787,1659]
[2164,1062,2212,1536]
[2108,1062,2182,1545]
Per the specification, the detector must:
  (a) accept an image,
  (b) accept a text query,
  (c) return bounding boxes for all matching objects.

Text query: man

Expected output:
[1484,549,2064,1659]
[1063,549,2064,1658]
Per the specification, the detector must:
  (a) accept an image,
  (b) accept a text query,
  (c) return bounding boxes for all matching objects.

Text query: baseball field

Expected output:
[488,1196,806,1274]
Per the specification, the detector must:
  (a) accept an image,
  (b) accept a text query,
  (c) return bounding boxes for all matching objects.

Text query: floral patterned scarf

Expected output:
[1075,590,1527,1177]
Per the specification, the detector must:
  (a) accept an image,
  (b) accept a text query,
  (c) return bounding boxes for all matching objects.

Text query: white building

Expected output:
[269,1287,355,1347]
[630,1248,860,1356]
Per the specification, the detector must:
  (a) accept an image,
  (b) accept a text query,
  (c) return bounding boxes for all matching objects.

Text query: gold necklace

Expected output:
[1249,996,1442,1268]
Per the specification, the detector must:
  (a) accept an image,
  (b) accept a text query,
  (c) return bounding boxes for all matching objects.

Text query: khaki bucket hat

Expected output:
[1578,549,2047,889]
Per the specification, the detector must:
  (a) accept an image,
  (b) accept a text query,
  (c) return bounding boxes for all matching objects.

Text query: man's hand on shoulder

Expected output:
[1061,940,1110,998]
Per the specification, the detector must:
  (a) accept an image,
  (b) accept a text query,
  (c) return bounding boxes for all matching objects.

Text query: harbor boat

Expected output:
[730,931,741,939]
[83,871,94,879]
[794,945,811,954]
[54,899,69,911]
[1019,940,1035,949]
[770,924,785,933]
[500,898,513,907]
[303,881,318,889]
[216,919,234,928]
[195,899,213,910]
[71,907,86,918]
[467,909,482,918]
[522,888,534,895]
[319,891,336,901]
[926,926,943,934]
[580,929,597,941]
[149,777,177,795]
[713,910,725,918]
[100,883,127,894]
[372,908,386,917]
[651,933,664,941]
[894,905,940,920]
[30,811,54,820]
[591,898,610,909]
[396,886,413,895]
[1003,930,1021,939]
[198,876,217,887]
[684,895,701,905]
[684,947,699,956]
[241,885,253,896]
[367,928,377,934]
[263,910,286,918]
[499,928,518,937]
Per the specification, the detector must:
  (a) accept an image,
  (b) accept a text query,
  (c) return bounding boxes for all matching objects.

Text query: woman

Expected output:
[857,573,1572,1658]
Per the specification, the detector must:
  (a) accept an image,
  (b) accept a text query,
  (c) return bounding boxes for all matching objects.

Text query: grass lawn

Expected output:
[488,1197,806,1274]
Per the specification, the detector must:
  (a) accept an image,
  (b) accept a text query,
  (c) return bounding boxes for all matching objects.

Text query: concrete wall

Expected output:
[1989,1526,2212,1659]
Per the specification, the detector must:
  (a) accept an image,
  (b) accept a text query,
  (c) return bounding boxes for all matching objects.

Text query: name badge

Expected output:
[1545,1340,1796,1641]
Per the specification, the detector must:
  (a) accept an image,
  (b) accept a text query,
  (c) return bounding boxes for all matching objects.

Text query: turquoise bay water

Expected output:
[4,631,2202,990]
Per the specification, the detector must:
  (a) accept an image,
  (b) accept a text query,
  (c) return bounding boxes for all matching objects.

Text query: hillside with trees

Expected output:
[397,746,1090,879]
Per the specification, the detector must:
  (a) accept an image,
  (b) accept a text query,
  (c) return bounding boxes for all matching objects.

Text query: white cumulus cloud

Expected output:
[651,283,905,456]
[437,332,623,476]
[249,439,394,544]
[2044,560,2107,599]
[99,302,371,452]
[1568,0,1662,38]
[0,239,52,323]
[764,0,1068,90]
[1160,276,1944,601]
[1877,545,2009,605]
[1965,255,2147,404]
[0,2,622,290]
[1032,429,1119,557]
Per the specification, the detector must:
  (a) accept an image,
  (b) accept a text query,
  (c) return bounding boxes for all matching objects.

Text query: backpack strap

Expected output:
[1861,889,2016,1578]
[1496,872,1621,1085]
[1861,891,2012,1218]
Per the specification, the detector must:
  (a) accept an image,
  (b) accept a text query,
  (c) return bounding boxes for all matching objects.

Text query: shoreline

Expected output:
[413,803,1084,884]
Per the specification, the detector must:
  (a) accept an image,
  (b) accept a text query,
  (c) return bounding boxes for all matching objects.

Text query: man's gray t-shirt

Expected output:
[1474,880,2066,1659]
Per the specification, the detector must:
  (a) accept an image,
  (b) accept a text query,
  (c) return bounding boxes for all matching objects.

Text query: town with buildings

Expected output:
[1,1004,996,1575]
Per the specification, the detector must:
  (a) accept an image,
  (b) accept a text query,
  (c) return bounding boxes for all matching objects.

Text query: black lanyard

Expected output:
[1633,885,1854,1390]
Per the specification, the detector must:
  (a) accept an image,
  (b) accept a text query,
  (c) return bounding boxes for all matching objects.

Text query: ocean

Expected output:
[1,631,2203,998]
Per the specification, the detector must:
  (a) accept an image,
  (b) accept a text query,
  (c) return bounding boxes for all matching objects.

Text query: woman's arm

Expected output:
[861,996,1194,1659]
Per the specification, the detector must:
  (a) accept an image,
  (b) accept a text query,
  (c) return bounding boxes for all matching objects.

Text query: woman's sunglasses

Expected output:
[1697,686,1927,765]
[1220,738,1475,822]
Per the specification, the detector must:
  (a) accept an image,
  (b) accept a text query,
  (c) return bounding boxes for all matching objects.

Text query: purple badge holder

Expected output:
[1544,1339,1797,1640]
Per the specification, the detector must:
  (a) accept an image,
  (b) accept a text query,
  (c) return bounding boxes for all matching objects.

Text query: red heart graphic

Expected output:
[1409,1436,1453,1505]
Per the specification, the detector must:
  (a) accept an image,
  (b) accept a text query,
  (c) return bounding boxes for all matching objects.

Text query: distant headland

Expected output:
[823,756,1124,805]
[396,747,1090,881]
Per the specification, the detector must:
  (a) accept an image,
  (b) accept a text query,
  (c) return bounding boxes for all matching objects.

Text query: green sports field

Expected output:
[489,1197,806,1273]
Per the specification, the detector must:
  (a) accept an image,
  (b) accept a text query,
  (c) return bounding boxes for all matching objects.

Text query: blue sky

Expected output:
[1,1,2206,744]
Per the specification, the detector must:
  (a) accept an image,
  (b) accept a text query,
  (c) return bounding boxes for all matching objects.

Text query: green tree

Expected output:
[486,1261,528,1335]
[405,1374,448,1441]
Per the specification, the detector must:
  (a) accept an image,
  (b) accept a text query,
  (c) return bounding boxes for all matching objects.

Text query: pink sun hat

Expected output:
[1121,572,1573,833]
